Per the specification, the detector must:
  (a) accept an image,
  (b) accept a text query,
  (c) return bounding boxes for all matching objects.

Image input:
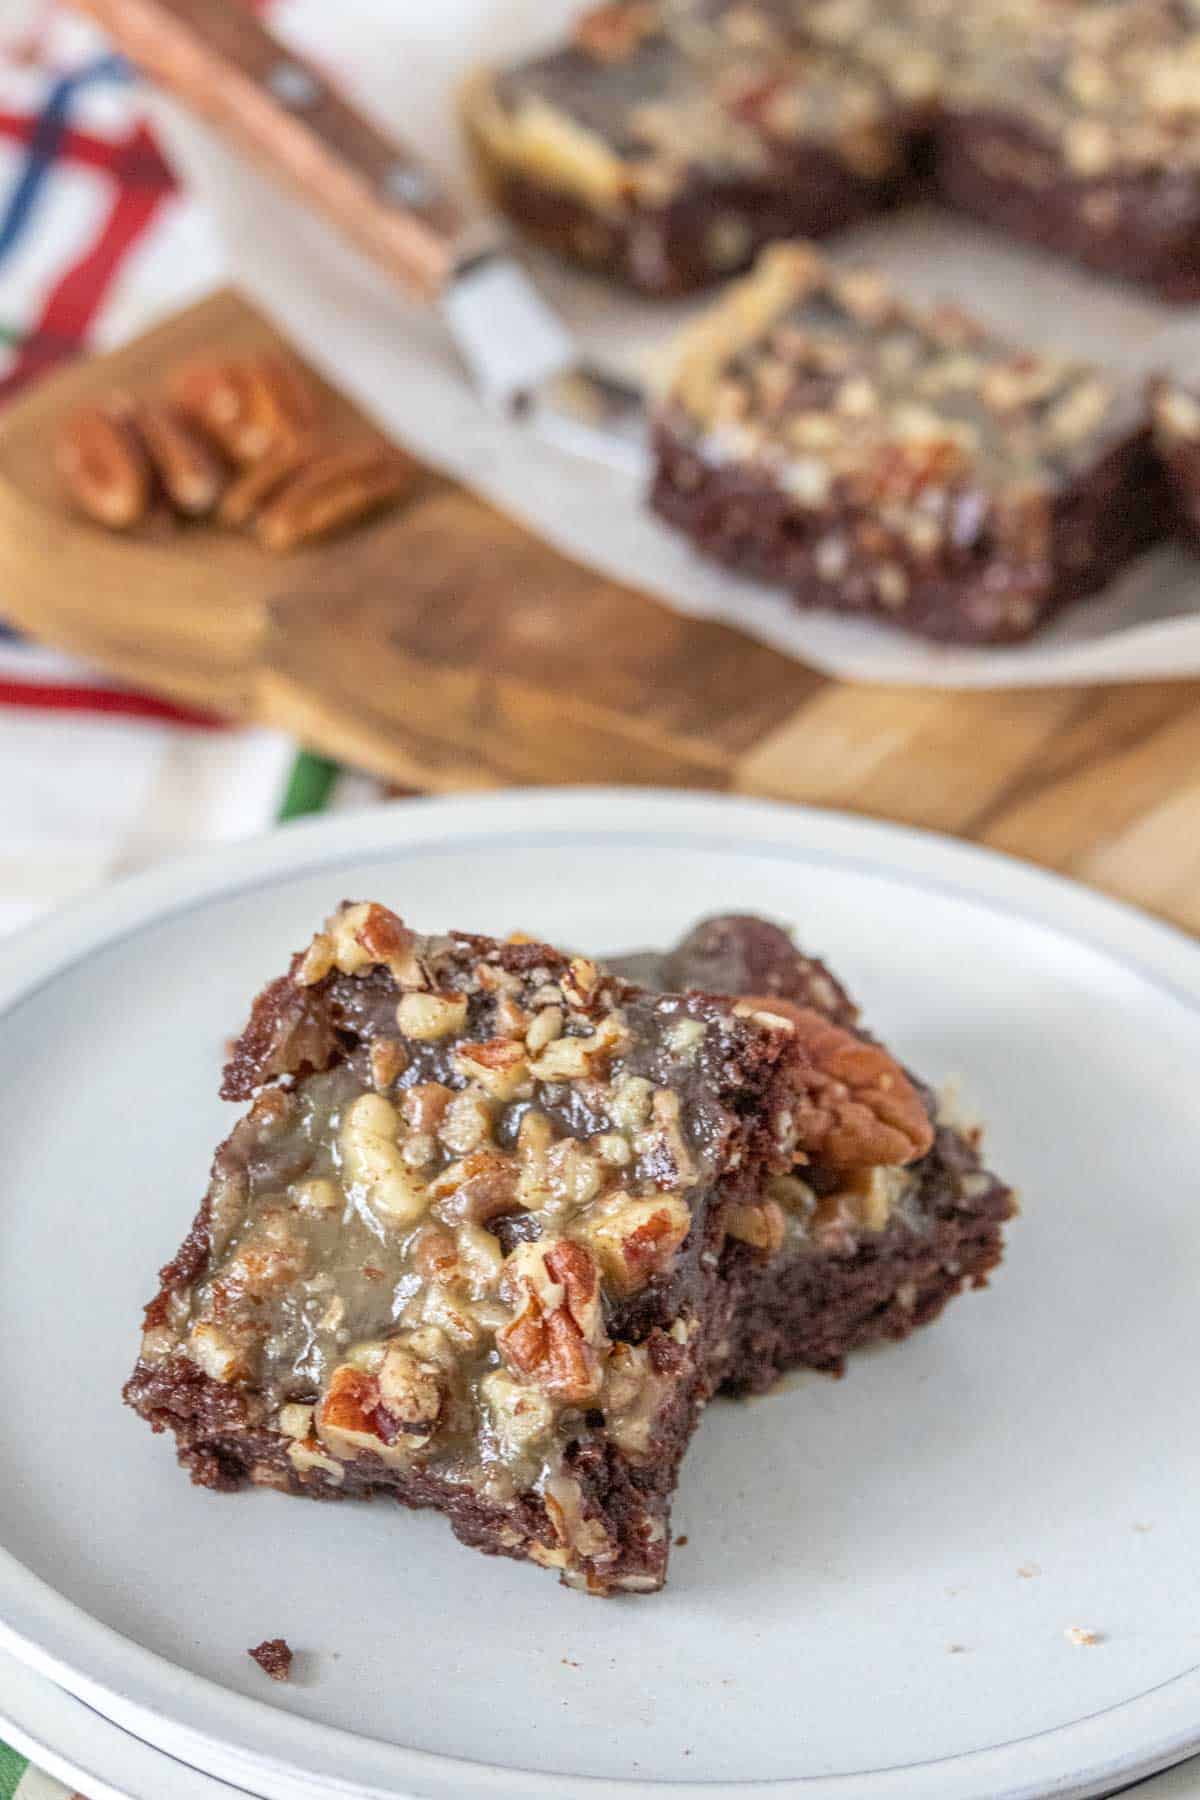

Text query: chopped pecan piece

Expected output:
[573,1,659,60]
[430,1148,520,1223]
[317,1348,442,1463]
[581,1192,692,1294]
[497,1239,607,1402]
[724,1197,787,1254]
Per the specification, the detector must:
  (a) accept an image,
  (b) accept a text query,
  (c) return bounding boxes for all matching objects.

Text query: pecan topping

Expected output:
[317,1346,442,1463]
[430,1148,520,1223]
[573,2,659,61]
[582,1191,692,1294]
[740,995,933,1167]
[497,1239,607,1402]
[724,1197,786,1253]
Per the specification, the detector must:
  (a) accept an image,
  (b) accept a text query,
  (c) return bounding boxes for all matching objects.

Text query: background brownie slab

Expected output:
[651,244,1164,644]
[474,0,1200,301]
[613,915,1015,1383]
[929,0,1200,302]
[1150,377,1200,546]
[125,903,935,1594]
[462,2,910,296]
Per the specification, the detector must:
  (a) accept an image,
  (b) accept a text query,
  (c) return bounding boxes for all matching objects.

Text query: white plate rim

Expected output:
[0,1647,257,1800]
[0,786,1198,1800]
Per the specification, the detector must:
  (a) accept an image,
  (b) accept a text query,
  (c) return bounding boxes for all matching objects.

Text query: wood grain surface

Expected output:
[1,288,1198,935]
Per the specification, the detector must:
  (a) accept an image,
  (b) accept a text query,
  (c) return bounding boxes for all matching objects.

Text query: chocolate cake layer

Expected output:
[1150,377,1200,545]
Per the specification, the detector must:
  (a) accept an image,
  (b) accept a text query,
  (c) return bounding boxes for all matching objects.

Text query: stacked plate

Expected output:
[2,792,1200,1800]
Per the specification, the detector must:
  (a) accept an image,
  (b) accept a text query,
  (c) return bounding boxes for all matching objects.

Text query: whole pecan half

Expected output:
[135,399,227,517]
[254,443,416,551]
[56,401,152,529]
[740,995,933,1169]
[172,352,316,465]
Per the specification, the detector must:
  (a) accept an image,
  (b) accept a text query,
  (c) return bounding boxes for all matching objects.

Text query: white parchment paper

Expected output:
[153,0,1200,687]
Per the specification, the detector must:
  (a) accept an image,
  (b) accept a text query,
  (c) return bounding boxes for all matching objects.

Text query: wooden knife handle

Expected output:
[75,0,465,302]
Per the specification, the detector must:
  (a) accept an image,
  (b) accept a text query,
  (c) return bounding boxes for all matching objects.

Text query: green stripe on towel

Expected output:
[278,750,339,822]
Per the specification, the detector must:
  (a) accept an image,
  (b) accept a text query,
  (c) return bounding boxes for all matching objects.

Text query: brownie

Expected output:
[125,899,1016,1595]
[470,0,1200,302]
[612,915,1016,1384]
[126,901,947,1595]
[650,243,1165,644]
[462,1,911,296]
[1149,376,1200,545]
[933,0,1200,303]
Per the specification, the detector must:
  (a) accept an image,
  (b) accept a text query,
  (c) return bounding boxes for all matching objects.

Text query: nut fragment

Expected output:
[529,1012,627,1081]
[429,1148,519,1223]
[188,1320,248,1383]
[396,990,469,1041]
[279,1402,315,1440]
[724,1197,786,1254]
[255,444,415,552]
[134,399,226,516]
[453,1037,531,1101]
[497,1239,607,1402]
[580,1191,692,1293]
[740,994,933,1167]
[376,1340,443,1438]
[634,1089,699,1188]
[480,1368,556,1456]
[525,1005,564,1055]
[317,1363,425,1465]
[339,1092,428,1225]
[573,1,658,60]
[297,901,419,986]
[56,402,151,529]
[370,1037,408,1092]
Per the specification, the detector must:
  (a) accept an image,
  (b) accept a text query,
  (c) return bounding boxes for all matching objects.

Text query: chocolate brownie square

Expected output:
[651,242,1165,643]
[933,0,1200,303]
[463,0,911,296]
[125,903,1012,1593]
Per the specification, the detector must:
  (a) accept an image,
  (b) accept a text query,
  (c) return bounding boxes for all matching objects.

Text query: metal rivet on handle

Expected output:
[266,60,322,109]
[380,162,436,209]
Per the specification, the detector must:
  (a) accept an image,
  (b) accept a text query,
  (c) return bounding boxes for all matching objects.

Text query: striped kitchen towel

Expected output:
[0,12,381,1787]
[0,5,386,941]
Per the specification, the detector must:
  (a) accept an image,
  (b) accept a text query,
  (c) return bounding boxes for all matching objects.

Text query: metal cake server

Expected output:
[73,0,651,477]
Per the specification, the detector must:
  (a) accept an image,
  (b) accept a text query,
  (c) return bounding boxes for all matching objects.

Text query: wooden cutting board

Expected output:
[2,286,1200,935]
